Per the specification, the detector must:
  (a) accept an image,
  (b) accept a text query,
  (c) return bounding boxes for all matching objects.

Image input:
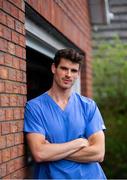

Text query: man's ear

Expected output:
[51,63,56,74]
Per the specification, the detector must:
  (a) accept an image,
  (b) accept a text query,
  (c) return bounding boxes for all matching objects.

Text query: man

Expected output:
[24,48,106,179]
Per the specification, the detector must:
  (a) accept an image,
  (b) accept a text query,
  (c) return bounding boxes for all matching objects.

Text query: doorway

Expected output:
[26,47,53,100]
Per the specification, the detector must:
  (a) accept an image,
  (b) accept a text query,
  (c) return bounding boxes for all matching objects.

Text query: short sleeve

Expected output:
[23,102,46,136]
[85,101,106,138]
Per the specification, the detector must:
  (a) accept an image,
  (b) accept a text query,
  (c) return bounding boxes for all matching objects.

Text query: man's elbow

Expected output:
[33,152,47,163]
[97,152,105,162]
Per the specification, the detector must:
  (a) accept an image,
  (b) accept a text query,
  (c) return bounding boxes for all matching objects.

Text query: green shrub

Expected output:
[92,36,127,178]
[93,36,127,115]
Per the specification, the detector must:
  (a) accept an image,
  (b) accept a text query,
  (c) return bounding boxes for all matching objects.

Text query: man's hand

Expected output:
[74,138,89,148]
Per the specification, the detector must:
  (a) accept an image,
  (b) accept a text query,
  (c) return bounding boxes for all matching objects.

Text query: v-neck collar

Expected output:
[45,91,74,112]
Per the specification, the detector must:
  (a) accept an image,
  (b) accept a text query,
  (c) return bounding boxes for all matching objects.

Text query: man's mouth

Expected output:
[63,79,72,83]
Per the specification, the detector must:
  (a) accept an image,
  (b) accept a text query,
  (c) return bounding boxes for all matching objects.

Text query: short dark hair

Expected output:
[54,48,84,68]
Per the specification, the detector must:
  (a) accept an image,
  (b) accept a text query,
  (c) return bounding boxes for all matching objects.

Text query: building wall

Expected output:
[92,0,127,41]
[0,0,92,178]
[0,0,27,179]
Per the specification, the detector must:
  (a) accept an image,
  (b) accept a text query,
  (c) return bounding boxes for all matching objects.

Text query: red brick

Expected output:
[6,159,15,174]
[24,96,27,105]
[8,42,15,55]
[14,132,23,145]
[0,67,8,79]
[10,95,17,106]
[18,95,24,106]
[22,0,25,11]
[0,108,5,121]
[13,108,21,120]
[12,31,19,44]
[0,52,5,65]
[9,0,24,11]
[2,148,11,162]
[17,144,24,156]
[13,83,20,94]
[0,10,6,25]
[6,133,15,147]
[0,150,2,163]
[10,4,19,18]
[3,174,11,179]
[0,94,10,107]
[18,10,25,23]
[5,108,13,120]
[5,81,13,93]
[3,26,12,41]
[10,122,18,133]
[20,60,26,71]
[6,15,15,29]
[17,120,23,131]
[15,45,23,58]
[20,108,24,119]
[0,38,8,52]
[16,70,22,82]
[3,0,11,13]
[22,47,26,59]
[10,145,18,159]
[0,135,6,149]
[0,123,1,134]
[10,171,19,179]
[22,25,25,35]
[20,84,27,95]
[14,156,25,170]
[12,56,20,69]
[0,24,3,37]
[19,34,25,47]
[8,0,19,6]
[1,122,10,135]
[4,54,13,67]
[8,68,16,81]
[0,0,3,8]
[15,20,23,34]
[0,80,5,92]
[0,163,7,177]
[22,71,26,82]
[15,167,28,179]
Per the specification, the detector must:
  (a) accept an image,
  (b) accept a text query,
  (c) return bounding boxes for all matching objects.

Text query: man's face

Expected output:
[52,58,80,90]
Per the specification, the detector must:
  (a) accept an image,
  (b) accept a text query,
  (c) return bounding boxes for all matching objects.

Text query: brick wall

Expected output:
[26,0,92,97]
[0,0,27,178]
[0,0,92,179]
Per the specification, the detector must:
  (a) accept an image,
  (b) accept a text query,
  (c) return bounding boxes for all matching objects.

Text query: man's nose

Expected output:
[66,69,71,76]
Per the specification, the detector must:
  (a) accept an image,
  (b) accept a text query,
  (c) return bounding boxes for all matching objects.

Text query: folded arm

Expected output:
[66,131,105,163]
[26,133,89,162]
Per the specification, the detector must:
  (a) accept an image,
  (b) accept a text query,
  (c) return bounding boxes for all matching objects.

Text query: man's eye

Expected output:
[71,69,78,73]
[61,67,67,70]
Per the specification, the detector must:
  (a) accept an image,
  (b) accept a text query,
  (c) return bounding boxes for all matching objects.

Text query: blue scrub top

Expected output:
[24,92,106,179]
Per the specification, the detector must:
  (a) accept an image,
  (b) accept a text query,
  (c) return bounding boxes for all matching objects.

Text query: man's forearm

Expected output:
[66,132,105,163]
[66,144,105,163]
[33,138,88,162]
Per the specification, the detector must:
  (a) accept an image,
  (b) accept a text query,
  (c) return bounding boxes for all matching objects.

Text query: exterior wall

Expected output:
[0,0,27,179]
[92,0,127,41]
[0,0,92,179]
[26,0,93,97]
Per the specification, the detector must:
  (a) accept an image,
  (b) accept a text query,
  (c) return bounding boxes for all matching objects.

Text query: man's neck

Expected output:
[48,87,72,101]
[48,87,72,110]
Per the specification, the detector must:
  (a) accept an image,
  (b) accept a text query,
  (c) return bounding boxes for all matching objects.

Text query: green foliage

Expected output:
[92,36,127,178]
[93,36,127,115]
[102,114,127,178]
